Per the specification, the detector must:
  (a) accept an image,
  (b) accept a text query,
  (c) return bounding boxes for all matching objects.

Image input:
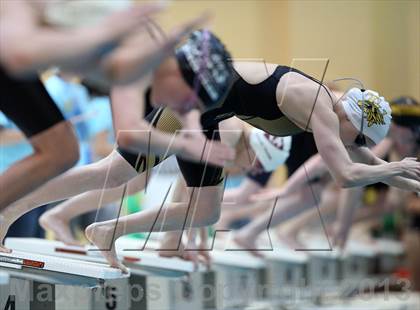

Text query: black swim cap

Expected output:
[391,96,420,144]
[391,96,420,127]
[175,30,234,109]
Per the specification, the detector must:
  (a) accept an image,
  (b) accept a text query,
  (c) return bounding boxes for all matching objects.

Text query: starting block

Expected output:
[210,249,266,309]
[264,244,308,300]
[115,237,217,310]
[298,233,346,288]
[373,239,404,274]
[342,240,377,282]
[307,249,344,287]
[0,271,11,310]
[0,248,130,310]
[5,237,216,310]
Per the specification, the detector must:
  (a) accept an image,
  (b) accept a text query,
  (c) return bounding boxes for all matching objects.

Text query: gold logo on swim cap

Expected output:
[357,94,387,127]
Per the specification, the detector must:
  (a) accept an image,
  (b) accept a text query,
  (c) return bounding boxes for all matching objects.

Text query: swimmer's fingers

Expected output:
[399,157,420,181]
[182,251,199,270]
[183,249,211,270]
[197,251,212,270]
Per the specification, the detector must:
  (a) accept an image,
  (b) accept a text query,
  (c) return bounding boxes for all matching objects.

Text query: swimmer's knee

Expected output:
[49,124,80,170]
[31,122,80,172]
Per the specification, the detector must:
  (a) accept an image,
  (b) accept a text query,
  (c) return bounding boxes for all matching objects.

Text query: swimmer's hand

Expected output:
[397,157,420,181]
[101,12,211,87]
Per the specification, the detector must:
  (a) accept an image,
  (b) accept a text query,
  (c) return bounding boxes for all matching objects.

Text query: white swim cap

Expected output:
[45,0,133,28]
[249,129,292,172]
[342,88,392,144]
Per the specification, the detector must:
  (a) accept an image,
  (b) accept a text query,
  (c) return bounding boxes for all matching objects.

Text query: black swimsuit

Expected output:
[118,65,327,187]
[0,66,65,137]
[201,66,332,136]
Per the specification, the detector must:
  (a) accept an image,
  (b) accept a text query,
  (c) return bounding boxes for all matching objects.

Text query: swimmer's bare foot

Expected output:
[233,232,264,258]
[85,223,128,274]
[0,213,14,253]
[39,210,80,246]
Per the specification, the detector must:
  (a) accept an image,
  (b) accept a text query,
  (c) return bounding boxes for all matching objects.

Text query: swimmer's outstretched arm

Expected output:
[0,1,162,76]
[102,13,212,87]
[311,109,420,188]
[353,147,420,192]
[331,186,364,248]
[333,185,407,248]
[328,138,410,248]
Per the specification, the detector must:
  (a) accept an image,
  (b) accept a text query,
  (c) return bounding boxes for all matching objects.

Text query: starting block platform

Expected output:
[4,237,216,310]
[210,249,267,309]
[0,271,10,309]
[0,248,130,310]
[264,243,308,300]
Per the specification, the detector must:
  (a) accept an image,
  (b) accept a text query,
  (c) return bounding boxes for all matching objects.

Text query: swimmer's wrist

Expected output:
[389,162,403,176]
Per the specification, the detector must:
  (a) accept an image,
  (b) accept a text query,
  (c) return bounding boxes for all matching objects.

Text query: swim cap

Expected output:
[249,129,292,172]
[175,30,234,109]
[342,88,392,144]
[391,97,420,128]
[44,0,133,28]
[391,96,420,144]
